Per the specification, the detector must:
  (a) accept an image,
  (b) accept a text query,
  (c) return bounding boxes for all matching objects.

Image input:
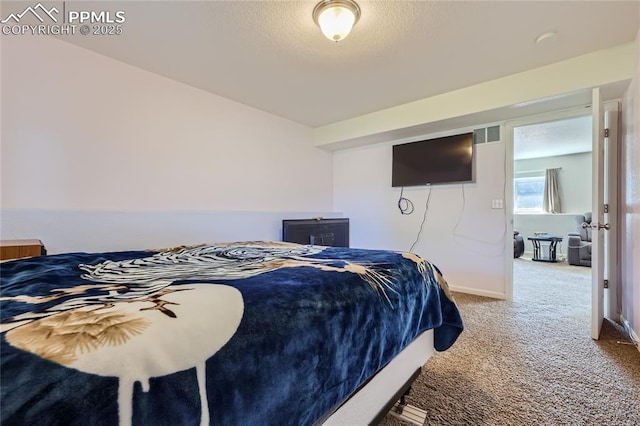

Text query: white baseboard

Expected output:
[620,315,640,354]
[448,285,506,300]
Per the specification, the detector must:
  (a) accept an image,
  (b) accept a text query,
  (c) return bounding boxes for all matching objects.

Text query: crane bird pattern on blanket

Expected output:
[0,241,463,426]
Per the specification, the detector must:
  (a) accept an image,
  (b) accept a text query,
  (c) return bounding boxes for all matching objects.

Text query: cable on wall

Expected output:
[452,199,506,257]
[452,183,505,245]
[453,183,466,236]
[409,184,432,253]
[452,140,508,257]
[397,187,414,215]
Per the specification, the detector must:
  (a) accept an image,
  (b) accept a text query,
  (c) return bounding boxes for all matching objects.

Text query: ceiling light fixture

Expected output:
[313,0,361,42]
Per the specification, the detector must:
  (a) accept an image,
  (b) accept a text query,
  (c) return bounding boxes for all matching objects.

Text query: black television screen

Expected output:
[392,133,474,187]
[282,218,349,248]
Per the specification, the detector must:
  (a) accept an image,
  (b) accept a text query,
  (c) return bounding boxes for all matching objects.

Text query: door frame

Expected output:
[592,87,604,339]
[604,102,620,321]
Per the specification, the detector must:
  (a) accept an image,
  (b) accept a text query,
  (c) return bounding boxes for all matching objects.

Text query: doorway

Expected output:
[504,100,621,337]
[512,112,593,262]
[505,106,594,302]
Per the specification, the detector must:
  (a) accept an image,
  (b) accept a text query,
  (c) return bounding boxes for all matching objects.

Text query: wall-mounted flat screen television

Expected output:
[282,218,349,248]
[392,132,474,187]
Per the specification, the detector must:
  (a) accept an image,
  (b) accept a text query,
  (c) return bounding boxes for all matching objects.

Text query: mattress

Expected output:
[0,241,463,425]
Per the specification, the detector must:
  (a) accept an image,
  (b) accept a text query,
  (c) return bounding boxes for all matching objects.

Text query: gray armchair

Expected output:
[567,212,592,266]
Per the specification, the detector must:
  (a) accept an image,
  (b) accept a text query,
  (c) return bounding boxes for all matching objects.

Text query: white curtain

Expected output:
[543,168,562,213]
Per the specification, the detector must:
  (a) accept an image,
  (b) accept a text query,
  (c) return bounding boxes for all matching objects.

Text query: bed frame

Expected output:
[322,330,434,425]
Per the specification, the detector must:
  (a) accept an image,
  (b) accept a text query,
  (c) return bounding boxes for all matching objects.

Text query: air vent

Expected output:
[473,126,501,144]
[487,125,500,142]
[473,128,486,144]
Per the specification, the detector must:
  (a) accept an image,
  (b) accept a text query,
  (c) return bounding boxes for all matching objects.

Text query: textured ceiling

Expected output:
[46,0,640,127]
[514,115,592,160]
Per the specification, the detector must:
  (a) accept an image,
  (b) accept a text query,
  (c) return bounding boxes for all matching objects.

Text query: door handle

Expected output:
[590,222,611,231]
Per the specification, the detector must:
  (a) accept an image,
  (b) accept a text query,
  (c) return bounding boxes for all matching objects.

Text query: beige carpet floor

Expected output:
[381,258,640,425]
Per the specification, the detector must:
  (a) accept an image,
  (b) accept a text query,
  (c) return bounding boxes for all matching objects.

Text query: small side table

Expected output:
[0,239,45,261]
[527,235,563,263]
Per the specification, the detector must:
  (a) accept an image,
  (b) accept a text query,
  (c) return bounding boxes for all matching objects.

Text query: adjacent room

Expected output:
[513,114,593,262]
[511,113,594,313]
[1,1,639,425]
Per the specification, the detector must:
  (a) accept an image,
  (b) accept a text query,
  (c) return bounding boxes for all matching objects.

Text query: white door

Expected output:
[591,88,606,340]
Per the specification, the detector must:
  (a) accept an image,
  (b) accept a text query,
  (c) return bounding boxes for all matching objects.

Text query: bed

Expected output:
[0,241,463,425]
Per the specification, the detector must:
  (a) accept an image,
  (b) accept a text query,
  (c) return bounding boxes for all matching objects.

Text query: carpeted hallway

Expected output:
[381,258,640,425]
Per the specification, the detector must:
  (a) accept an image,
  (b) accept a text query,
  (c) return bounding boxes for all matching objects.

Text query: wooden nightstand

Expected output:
[0,239,45,261]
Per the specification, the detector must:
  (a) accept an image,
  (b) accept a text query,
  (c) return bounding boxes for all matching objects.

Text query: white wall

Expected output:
[0,35,334,252]
[515,152,592,214]
[0,210,341,254]
[334,135,507,299]
[513,152,592,256]
[619,29,640,346]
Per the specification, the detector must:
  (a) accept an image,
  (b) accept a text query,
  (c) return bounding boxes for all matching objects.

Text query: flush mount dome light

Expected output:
[313,0,361,42]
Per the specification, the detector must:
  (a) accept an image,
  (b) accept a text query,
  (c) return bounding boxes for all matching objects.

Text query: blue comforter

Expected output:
[0,242,462,425]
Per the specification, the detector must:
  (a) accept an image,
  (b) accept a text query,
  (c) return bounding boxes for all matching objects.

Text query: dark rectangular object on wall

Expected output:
[282,218,349,248]
[392,132,474,187]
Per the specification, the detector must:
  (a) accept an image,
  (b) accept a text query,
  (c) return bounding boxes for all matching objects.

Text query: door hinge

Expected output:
[604,128,610,138]
[604,279,609,289]
[604,204,609,213]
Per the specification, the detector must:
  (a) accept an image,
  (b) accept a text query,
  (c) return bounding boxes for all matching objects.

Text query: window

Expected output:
[514,175,545,213]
